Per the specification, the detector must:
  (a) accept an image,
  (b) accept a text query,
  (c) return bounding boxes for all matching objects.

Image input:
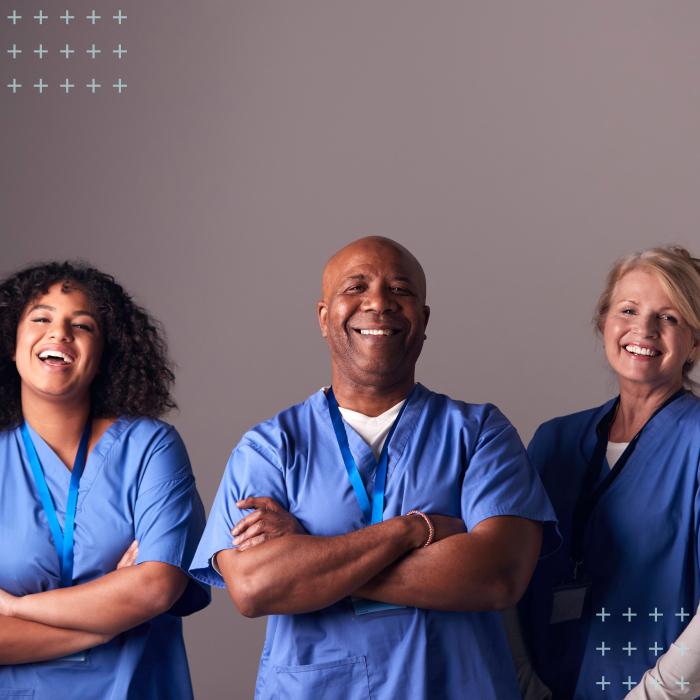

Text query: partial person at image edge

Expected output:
[517,246,700,700]
[0,262,210,699]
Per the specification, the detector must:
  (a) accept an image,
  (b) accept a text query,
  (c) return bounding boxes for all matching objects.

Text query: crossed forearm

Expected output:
[0,616,110,665]
[354,521,541,611]
[218,515,426,617]
[7,563,187,636]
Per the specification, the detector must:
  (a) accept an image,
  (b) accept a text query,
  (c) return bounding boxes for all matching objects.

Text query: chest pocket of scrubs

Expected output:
[271,656,370,700]
[0,691,34,698]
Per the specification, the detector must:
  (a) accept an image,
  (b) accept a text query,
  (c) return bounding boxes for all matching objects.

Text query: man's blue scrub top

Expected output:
[520,392,700,700]
[0,417,210,700]
[191,384,558,700]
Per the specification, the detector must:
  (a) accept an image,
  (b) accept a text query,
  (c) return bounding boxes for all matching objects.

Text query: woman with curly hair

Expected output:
[0,262,209,699]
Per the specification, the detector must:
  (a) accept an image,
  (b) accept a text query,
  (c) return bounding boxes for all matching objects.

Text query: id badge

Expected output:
[351,597,406,616]
[57,651,89,663]
[550,579,590,624]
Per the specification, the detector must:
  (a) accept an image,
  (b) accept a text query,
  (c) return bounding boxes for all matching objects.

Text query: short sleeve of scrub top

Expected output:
[131,424,210,614]
[189,436,286,588]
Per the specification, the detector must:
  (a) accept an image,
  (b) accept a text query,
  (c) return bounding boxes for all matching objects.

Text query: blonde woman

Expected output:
[519,247,700,699]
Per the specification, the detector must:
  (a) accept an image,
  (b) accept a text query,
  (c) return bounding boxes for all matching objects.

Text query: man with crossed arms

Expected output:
[191,236,556,699]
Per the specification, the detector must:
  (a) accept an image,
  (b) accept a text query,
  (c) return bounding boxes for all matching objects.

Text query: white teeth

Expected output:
[625,345,659,357]
[38,350,73,363]
[359,329,394,336]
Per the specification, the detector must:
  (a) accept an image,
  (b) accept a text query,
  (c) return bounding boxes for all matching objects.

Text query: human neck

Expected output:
[21,390,91,465]
[611,380,683,441]
[330,372,415,417]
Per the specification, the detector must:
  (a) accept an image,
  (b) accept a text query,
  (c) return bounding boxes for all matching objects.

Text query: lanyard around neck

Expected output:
[20,421,92,587]
[570,389,685,572]
[326,387,411,525]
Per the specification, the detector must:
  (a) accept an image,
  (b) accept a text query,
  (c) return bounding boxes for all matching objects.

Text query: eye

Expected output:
[658,314,678,324]
[344,284,365,294]
[621,307,636,315]
[30,316,50,324]
[72,323,95,332]
[391,286,413,295]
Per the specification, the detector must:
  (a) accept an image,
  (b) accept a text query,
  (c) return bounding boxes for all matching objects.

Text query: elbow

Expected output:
[487,573,529,611]
[218,550,284,618]
[139,564,188,617]
[227,575,268,618]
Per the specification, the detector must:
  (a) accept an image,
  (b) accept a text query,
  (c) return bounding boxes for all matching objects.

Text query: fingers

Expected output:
[237,535,270,552]
[233,517,270,546]
[236,496,284,513]
[232,508,266,537]
[116,539,139,569]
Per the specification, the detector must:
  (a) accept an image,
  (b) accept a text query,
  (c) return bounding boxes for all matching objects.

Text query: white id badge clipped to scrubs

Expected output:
[550,580,590,624]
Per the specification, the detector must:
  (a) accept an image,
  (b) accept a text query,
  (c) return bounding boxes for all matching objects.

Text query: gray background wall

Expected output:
[3,2,699,697]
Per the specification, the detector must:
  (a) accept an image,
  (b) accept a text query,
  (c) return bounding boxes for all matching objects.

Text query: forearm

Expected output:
[0,615,109,665]
[9,563,188,635]
[354,520,542,611]
[218,515,425,617]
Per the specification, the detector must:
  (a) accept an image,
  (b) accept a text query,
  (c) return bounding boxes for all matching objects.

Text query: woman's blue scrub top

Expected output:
[0,417,210,700]
[191,384,558,700]
[520,392,700,700]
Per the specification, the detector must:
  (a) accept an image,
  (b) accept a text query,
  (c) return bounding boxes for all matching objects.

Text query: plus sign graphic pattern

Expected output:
[589,606,695,696]
[3,6,129,94]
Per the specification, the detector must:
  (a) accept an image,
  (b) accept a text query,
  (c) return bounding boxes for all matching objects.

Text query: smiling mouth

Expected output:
[624,344,660,358]
[354,328,400,336]
[38,350,74,365]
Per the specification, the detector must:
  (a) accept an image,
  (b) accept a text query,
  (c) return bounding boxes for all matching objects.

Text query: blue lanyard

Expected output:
[20,421,91,587]
[326,387,411,525]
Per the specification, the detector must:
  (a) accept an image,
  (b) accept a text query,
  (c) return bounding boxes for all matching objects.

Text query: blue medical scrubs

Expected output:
[191,384,557,700]
[0,417,210,700]
[519,392,700,699]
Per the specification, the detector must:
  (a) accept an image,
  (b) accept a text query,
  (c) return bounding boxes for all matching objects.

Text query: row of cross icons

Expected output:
[596,675,690,691]
[595,607,691,622]
[5,10,126,25]
[594,640,689,657]
[6,43,127,59]
[6,77,127,93]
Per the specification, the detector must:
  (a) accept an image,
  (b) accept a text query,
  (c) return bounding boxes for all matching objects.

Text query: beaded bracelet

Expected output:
[407,510,435,547]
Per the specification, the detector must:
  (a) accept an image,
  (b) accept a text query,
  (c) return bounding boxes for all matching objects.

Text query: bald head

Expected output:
[321,237,426,303]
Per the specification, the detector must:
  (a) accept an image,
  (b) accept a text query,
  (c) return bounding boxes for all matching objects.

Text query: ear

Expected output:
[423,305,430,331]
[317,300,329,338]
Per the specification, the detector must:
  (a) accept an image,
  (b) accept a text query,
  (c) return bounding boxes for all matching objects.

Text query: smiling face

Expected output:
[317,238,430,393]
[14,282,103,408]
[602,267,699,395]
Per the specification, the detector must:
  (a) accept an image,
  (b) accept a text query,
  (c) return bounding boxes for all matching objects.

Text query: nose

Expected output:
[361,285,399,314]
[47,319,74,342]
[636,313,660,338]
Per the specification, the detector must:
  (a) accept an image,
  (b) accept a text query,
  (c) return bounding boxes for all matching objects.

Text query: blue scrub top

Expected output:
[520,392,700,700]
[191,384,557,700]
[0,417,210,700]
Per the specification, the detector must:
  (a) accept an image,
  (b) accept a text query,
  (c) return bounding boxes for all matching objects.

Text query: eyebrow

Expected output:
[28,304,97,318]
[618,299,678,312]
[341,274,416,284]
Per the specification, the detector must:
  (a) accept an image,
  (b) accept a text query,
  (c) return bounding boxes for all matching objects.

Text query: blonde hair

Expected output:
[593,245,700,393]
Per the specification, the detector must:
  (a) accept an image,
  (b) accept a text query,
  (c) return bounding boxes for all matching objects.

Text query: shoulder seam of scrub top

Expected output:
[240,437,284,473]
[137,470,195,497]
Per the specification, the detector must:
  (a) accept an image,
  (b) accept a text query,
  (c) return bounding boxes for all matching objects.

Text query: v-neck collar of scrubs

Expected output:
[19,416,131,509]
[583,390,693,492]
[312,382,428,482]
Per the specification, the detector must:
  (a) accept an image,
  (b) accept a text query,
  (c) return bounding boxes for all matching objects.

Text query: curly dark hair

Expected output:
[0,261,176,429]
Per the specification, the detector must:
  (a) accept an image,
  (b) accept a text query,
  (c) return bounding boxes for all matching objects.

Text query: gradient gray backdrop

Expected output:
[3,2,700,697]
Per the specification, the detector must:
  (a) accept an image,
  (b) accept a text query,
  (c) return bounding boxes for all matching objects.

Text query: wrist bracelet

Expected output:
[407,510,435,548]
